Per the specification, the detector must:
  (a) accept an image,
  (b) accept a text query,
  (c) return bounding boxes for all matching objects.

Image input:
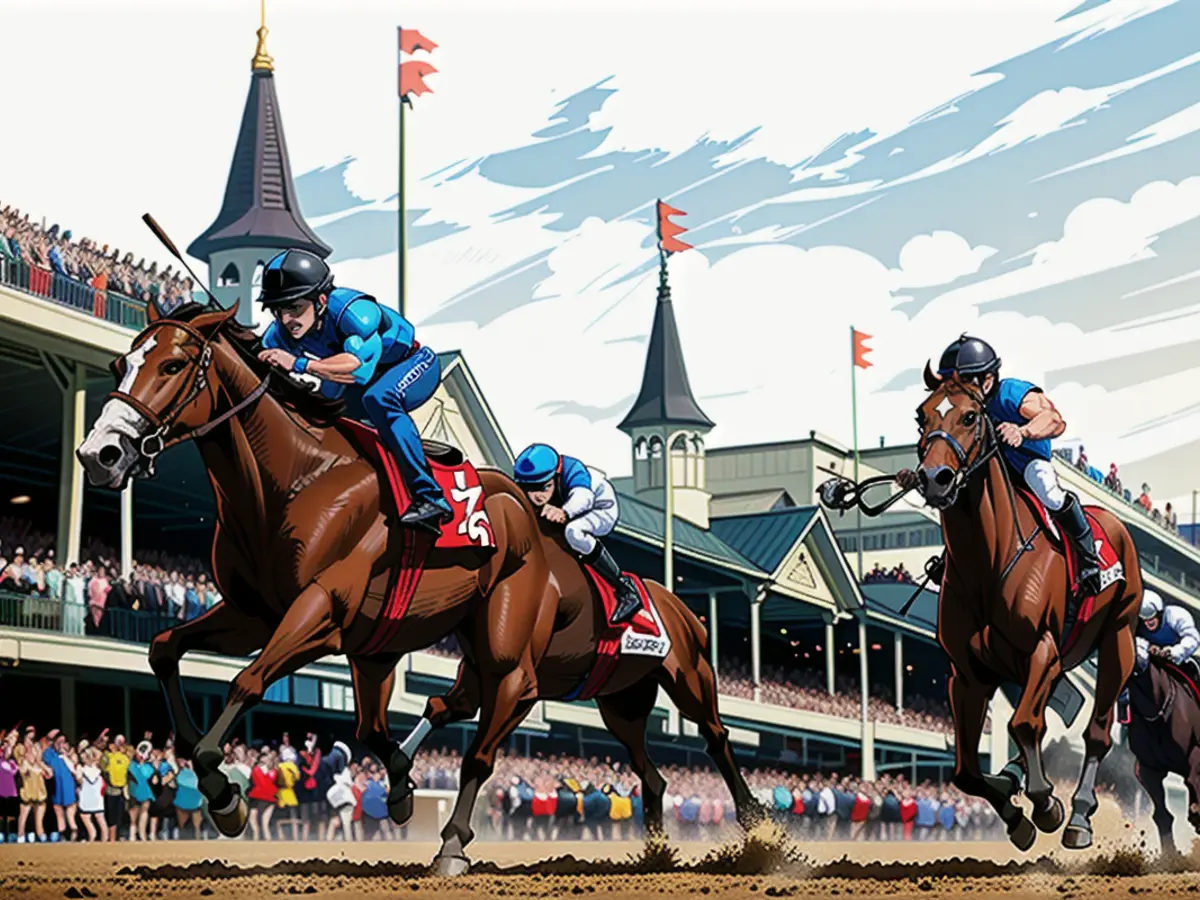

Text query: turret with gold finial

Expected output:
[252,0,273,72]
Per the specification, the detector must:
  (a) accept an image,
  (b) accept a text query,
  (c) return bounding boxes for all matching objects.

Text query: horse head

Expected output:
[914,362,991,510]
[77,301,241,490]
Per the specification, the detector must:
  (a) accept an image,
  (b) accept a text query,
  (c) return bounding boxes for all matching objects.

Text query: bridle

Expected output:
[108,319,271,477]
[918,381,1038,587]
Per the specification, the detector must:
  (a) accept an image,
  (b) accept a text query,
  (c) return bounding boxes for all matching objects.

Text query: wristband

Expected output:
[292,357,309,374]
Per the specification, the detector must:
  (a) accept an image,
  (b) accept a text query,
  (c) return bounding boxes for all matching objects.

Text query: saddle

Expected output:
[1158,657,1200,706]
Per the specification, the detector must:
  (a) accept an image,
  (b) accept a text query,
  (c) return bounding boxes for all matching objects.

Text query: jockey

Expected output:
[255,249,452,535]
[1136,590,1200,679]
[512,443,644,625]
[898,335,1102,602]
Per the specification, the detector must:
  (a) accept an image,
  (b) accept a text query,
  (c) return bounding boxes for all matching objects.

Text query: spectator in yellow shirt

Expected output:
[100,735,130,842]
[275,758,301,840]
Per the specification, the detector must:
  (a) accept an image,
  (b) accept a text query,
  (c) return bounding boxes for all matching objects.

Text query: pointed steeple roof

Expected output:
[618,269,714,433]
[187,11,330,263]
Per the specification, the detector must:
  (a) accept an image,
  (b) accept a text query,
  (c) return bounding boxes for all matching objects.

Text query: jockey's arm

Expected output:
[306,300,385,385]
[560,460,598,519]
[562,486,596,519]
[1163,606,1200,664]
[1016,390,1066,441]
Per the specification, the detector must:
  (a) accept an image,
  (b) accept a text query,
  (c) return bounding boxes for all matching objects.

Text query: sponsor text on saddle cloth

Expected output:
[562,569,671,703]
[340,418,496,655]
[1017,484,1125,655]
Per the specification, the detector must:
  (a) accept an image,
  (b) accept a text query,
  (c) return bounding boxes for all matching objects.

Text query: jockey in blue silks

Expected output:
[512,443,644,625]
[255,249,452,535]
[897,335,1102,622]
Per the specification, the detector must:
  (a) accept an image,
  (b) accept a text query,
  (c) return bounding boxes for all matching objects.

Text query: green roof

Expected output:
[860,582,938,633]
[614,491,762,573]
[709,506,818,573]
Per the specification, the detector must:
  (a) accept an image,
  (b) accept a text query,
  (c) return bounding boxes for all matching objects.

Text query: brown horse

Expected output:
[76,302,760,873]
[1127,655,1200,856]
[912,366,1142,851]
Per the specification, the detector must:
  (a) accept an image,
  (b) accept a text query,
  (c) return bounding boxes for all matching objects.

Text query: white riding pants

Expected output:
[564,503,619,556]
[1023,458,1066,512]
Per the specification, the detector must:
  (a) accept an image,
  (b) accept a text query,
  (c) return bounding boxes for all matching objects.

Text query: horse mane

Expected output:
[167,303,345,427]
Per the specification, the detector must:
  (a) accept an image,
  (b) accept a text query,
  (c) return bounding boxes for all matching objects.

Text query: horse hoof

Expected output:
[1032,796,1065,833]
[1007,816,1036,852]
[434,855,471,877]
[210,786,248,838]
[388,780,415,827]
[1062,824,1092,850]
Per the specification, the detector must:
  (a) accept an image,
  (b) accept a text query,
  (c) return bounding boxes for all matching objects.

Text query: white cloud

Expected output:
[889,231,997,290]
[1038,100,1200,181]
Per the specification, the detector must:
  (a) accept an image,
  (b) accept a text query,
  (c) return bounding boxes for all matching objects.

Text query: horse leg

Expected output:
[1136,762,1177,857]
[656,651,762,831]
[1063,620,1135,849]
[434,666,537,875]
[1186,747,1200,837]
[948,665,1034,850]
[1009,631,1064,834]
[148,600,271,760]
[595,679,668,838]
[194,583,342,837]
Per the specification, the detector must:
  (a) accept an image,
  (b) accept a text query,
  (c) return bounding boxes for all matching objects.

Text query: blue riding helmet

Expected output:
[514,443,560,486]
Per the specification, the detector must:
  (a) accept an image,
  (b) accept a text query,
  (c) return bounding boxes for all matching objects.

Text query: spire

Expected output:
[187,2,330,263]
[618,252,714,433]
[252,0,273,72]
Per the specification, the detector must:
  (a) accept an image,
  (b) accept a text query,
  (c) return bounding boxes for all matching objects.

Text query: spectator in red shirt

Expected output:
[900,790,918,841]
[247,748,278,841]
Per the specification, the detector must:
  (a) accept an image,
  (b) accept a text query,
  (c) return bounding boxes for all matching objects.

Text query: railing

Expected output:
[0,255,146,330]
[0,592,176,644]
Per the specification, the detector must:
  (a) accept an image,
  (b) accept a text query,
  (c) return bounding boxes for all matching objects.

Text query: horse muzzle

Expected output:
[920,464,960,510]
[77,399,153,489]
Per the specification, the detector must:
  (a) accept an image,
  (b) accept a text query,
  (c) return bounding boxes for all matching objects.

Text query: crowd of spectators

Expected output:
[716,661,960,735]
[0,205,193,315]
[0,519,220,637]
[1069,448,1180,536]
[863,562,916,585]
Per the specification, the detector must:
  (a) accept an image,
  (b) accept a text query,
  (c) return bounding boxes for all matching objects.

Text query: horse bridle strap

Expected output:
[108,319,270,468]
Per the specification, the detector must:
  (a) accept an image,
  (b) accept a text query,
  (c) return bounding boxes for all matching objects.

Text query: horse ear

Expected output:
[145,300,161,324]
[190,301,239,336]
[923,361,943,392]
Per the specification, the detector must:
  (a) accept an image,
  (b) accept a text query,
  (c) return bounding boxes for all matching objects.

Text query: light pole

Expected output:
[663,428,691,589]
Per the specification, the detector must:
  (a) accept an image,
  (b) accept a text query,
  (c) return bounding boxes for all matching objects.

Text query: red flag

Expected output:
[657,200,692,254]
[399,28,438,55]
[853,329,873,370]
[400,60,437,100]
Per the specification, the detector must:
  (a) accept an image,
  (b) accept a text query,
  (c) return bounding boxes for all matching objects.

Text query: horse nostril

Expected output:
[934,467,955,487]
[917,469,930,490]
[98,445,122,468]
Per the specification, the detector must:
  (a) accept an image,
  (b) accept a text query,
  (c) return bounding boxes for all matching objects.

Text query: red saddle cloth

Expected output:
[339,418,495,655]
[1161,659,1200,708]
[1016,486,1124,655]
[562,568,668,703]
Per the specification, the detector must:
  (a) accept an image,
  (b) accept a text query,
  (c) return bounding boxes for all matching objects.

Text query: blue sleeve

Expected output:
[560,456,591,492]
[339,298,384,384]
[996,379,1039,421]
[261,321,285,350]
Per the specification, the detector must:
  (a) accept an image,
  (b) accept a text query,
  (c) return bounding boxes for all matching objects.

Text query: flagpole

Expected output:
[851,325,863,582]
[397,26,407,320]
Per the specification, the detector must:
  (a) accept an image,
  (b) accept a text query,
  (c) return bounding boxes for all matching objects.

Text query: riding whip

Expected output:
[141,213,223,310]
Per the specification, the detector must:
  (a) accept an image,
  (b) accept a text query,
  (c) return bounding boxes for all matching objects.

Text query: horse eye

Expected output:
[962,411,977,427]
[163,360,186,376]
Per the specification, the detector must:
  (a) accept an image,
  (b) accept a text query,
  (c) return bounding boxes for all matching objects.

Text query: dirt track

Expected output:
[2,805,1197,900]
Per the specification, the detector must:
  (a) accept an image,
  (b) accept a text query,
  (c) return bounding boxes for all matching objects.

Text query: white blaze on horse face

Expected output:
[118,334,157,394]
[935,396,954,419]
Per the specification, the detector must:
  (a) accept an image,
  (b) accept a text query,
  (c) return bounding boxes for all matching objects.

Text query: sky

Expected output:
[5,0,1200,519]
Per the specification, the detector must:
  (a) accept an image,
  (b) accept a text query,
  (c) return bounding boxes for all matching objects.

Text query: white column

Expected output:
[895,632,904,712]
[57,361,87,566]
[120,483,134,577]
[708,589,719,669]
[750,591,762,703]
[825,618,836,695]
[988,689,1013,775]
[859,616,875,780]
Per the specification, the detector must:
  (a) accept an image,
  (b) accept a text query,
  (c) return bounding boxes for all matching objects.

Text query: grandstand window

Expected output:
[292,676,319,707]
[634,437,648,460]
[264,678,291,704]
[217,262,241,287]
[896,531,907,548]
[321,681,353,712]
[252,260,265,288]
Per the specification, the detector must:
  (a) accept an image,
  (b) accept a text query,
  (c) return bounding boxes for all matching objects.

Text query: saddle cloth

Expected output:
[1016,486,1124,656]
[561,569,671,702]
[339,418,495,655]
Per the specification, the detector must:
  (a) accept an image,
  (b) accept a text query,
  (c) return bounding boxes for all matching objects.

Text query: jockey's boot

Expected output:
[583,541,643,625]
[1052,492,1102,600]
[401,495,453,537]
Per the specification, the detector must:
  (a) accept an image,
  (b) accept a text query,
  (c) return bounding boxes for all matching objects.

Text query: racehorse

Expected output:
[821,365,1142,851]
[1126,655,1200,856]
[76,301,761,873]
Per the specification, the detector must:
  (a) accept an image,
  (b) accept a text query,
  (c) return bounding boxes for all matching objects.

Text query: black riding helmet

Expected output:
[257,249,333,308]
[937,333,1001,380]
